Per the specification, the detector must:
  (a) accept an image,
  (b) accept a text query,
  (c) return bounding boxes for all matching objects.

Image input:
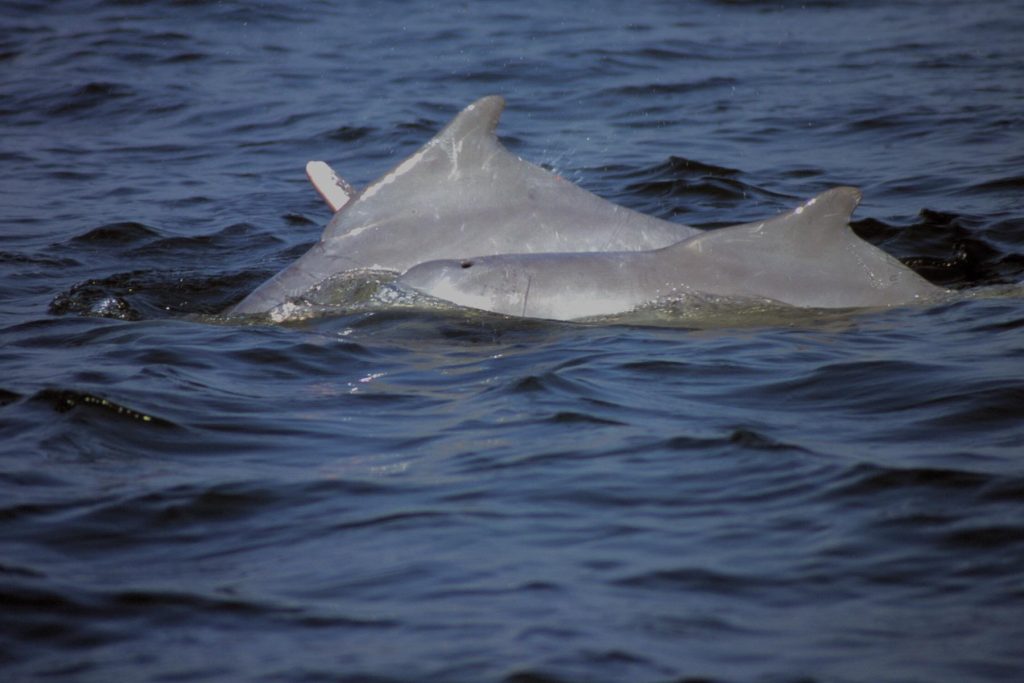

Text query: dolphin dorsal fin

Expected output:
[435,95,505,145]
[755,186,862,253]
[671,186,939,306]
[679,187,862,259]
[345,96,506,211]
[314,94,696,259]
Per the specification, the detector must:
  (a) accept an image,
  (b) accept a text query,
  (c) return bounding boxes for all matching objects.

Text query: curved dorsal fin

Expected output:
[754,186,862,252]
[345,96,507,210]
[678,187,862,258]
[435,95,505,145]
[673,186,939,307]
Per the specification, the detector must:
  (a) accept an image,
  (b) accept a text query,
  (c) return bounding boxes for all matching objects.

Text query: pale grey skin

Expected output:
[399,187,944,321]
[229,95,699,315]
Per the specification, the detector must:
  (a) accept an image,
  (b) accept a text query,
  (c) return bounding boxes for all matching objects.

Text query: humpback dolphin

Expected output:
[230,96,699,315]
[399,187,943,321]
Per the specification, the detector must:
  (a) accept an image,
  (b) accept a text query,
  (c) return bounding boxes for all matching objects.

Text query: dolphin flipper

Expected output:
[306,161,355,213]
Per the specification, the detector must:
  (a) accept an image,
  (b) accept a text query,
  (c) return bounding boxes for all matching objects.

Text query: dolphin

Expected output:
[398,187,944,321]
[229,95,699,315]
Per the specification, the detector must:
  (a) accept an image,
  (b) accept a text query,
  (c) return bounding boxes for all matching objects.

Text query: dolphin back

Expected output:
[671,187,942,308]
[229,96,698,315]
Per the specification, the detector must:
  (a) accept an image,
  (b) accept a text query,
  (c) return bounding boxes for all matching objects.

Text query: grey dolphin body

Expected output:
[399,188,943,321]
[229,96,698,315]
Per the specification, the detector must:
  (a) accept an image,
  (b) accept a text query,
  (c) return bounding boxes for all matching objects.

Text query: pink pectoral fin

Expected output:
[306,161,355,213]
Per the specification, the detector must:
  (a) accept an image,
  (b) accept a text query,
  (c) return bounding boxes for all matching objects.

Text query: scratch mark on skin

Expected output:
[600,222,624,252]
[361,141,435,201]
[522,275,532,317]
[795,196,817,215]
[338,219,382,240]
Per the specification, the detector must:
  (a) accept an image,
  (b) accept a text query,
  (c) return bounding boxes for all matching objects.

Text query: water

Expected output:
[3,1,1024,681]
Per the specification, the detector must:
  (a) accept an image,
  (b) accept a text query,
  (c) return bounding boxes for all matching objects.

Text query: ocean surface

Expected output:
[2,1,1024,681]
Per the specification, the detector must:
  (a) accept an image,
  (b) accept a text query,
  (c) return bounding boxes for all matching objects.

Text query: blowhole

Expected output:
[460,260,473,269]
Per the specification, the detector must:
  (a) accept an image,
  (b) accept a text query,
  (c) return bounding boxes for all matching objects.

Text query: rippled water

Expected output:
[3,1,1024,681]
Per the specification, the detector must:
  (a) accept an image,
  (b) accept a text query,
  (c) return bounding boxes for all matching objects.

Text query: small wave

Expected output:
[546,411,625,426]
[32,388,175,427]
[968,174,1024,193]
[940,525,1024,552]
[625,175,760,203]
[824,463,994,498]
[49,269,250,319]
[851,209,1019,287]
[504,372,591,397]
[0,250,79,268]
[324,124,376,143]
[605,155,787,219]
[47,82,136,117]
[603,77,738,99]
[162,51,207,64]
[49,221,291,319]
[48,275,145,320]
[614,566,784,598]
[68,221,160,245]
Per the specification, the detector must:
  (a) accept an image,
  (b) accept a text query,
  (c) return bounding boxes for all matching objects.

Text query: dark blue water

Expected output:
[3,1,1024,681]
